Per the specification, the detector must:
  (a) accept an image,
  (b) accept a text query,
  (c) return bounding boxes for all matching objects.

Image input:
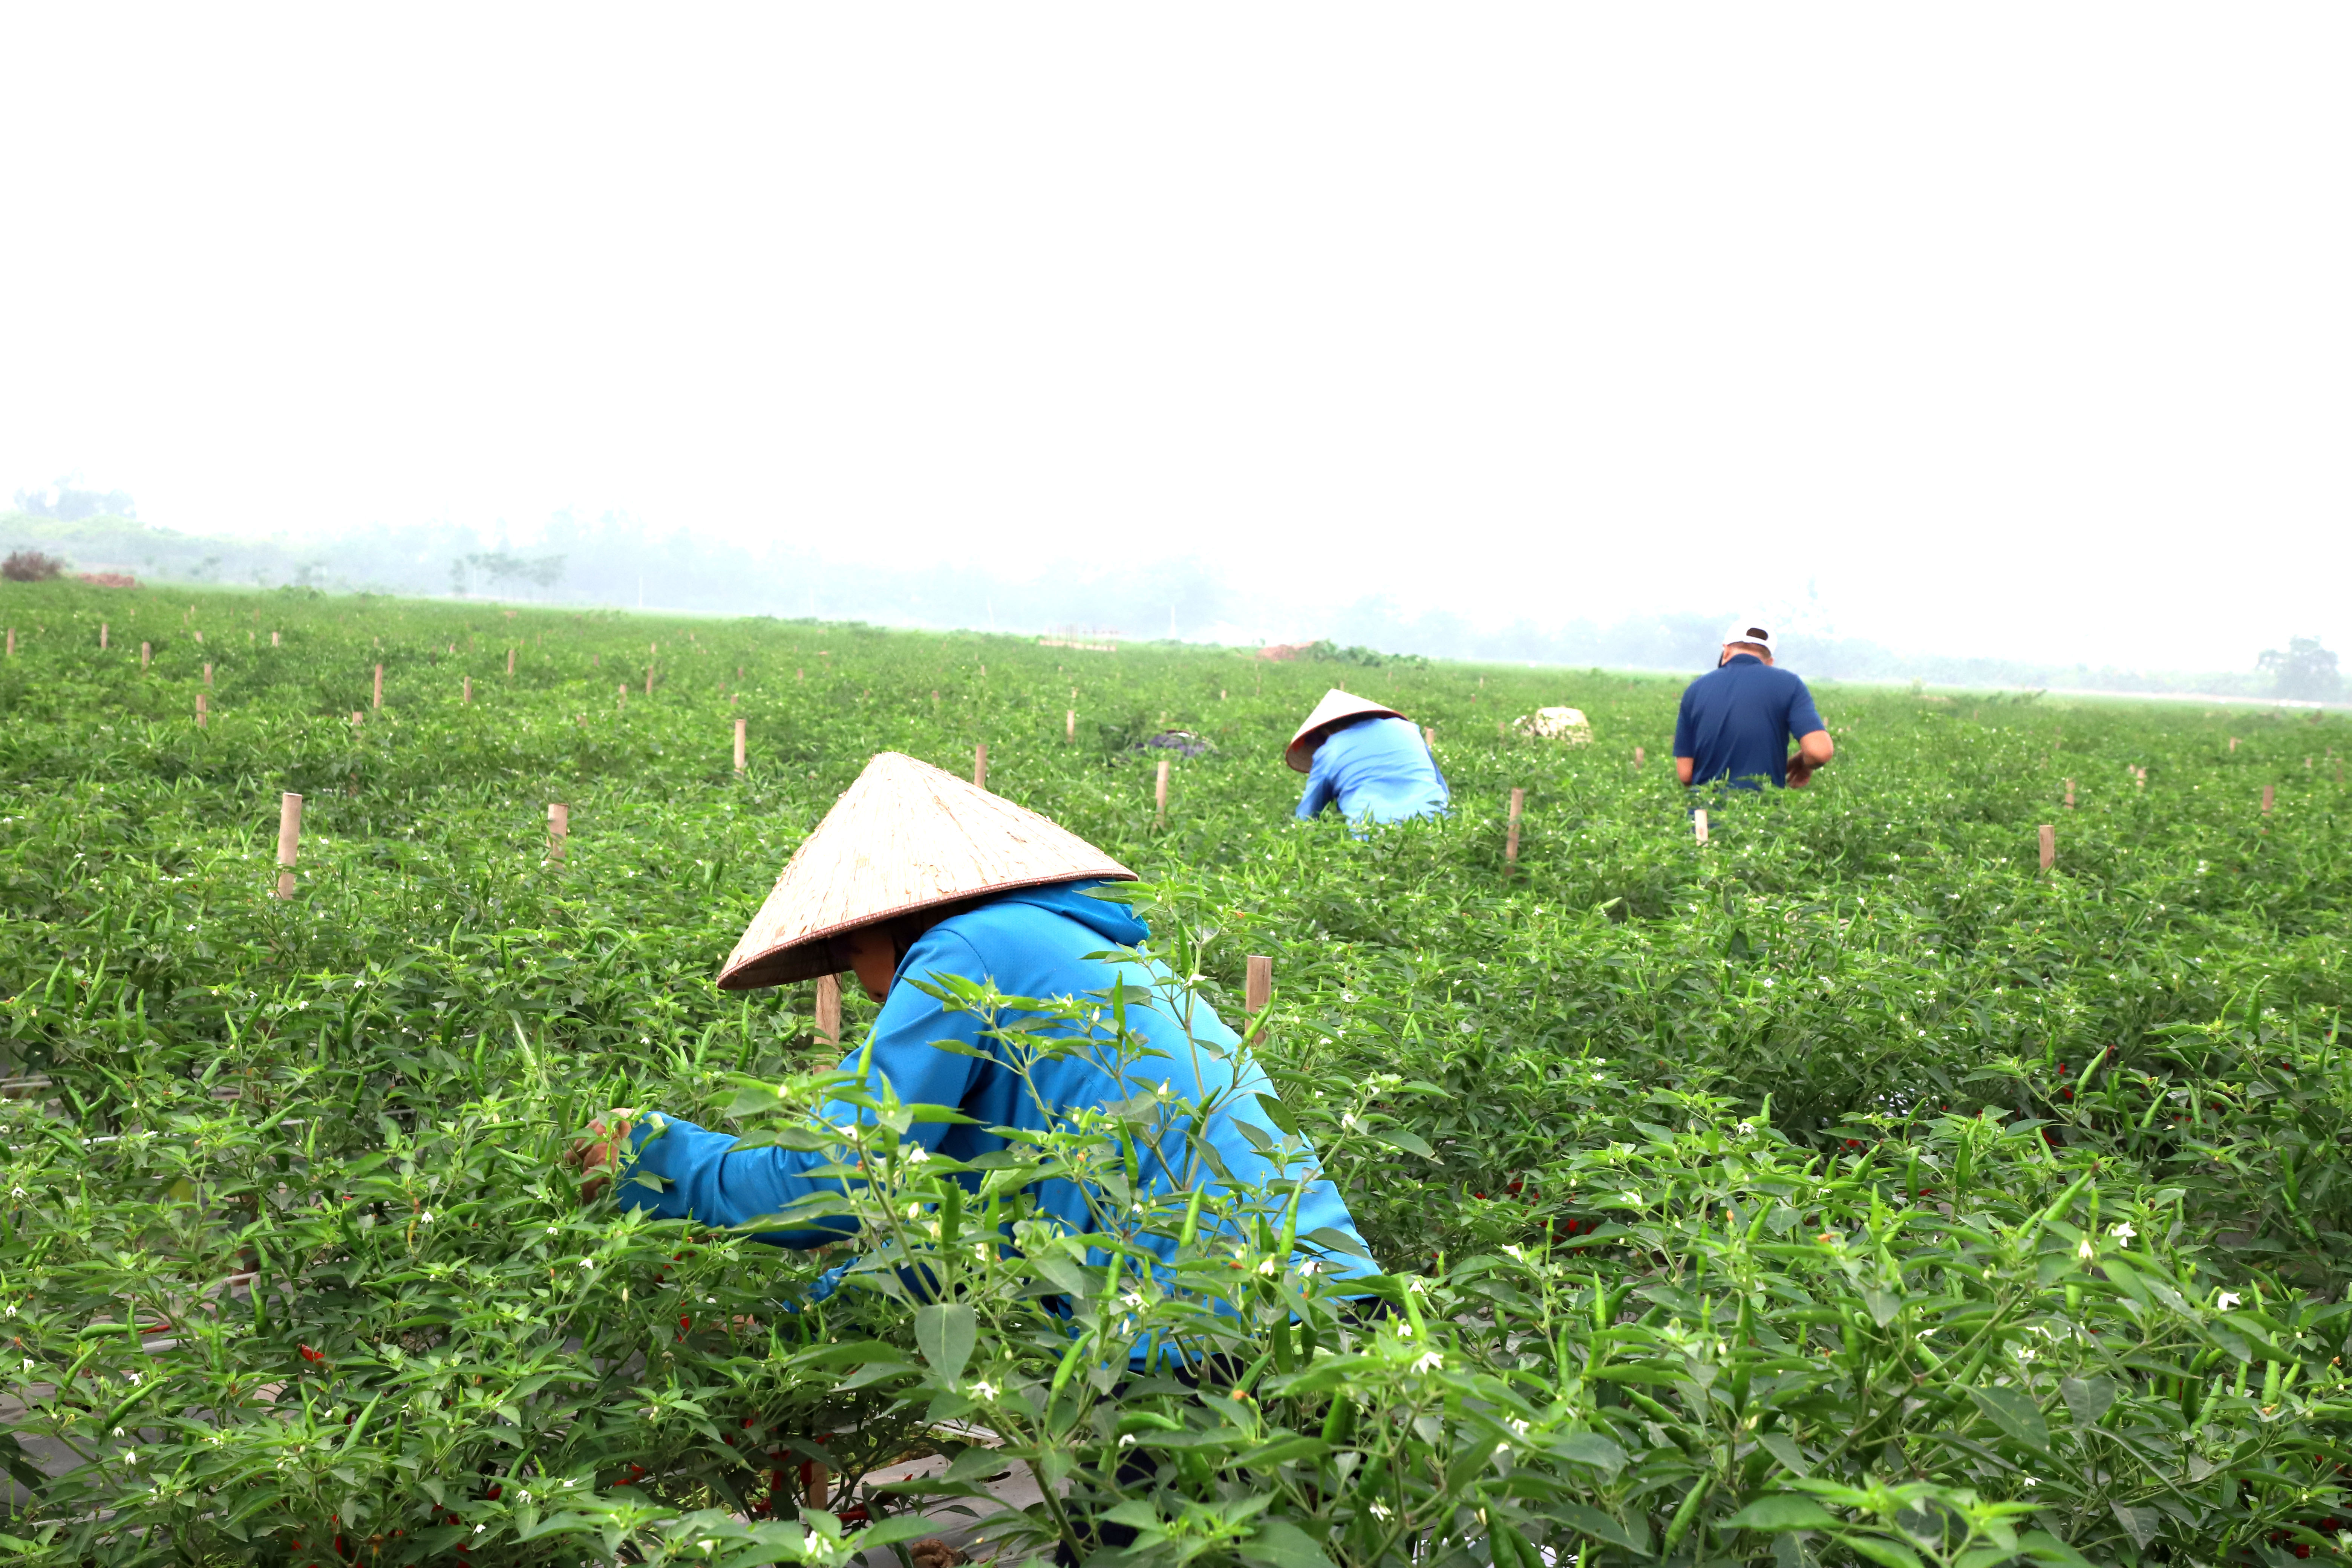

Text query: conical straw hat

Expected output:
[1284,688,1406,772]
[716,751,1137,990]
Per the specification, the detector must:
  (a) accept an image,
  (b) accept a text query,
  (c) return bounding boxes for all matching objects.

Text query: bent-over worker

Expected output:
[1287,687,1449,825]
[572,751,1374,1311]
[1673,620,1834,790]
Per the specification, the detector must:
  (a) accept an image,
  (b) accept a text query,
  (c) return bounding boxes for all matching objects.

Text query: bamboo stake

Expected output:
[275,792,302,898]
[1694,809,1710,846]
[1423,725,1436,747]
[973,742,988,790]
[100,622,107,649]
[1066,709,1075,743]
[1155,757,1170,825]
[644,667,653,695]
[1634,745,1645,769]
[730,692,738,707]
[735,718,747,774]
[547,802,568,862]
[815,975,842,1047]
[272,631,279,647]
[196,693,207,728]
[141,642,151,670]
[2038,823,2056,871]
[1245,956,1273,1014]
[2261,784,2274,815]
[507,647,515,676]
[617,684,627,711]
[463,676,472,704]
[5,629,13,656]
[1505,787,1525,863]
[2063,778,2074,809]
[203,663,213,687]
[2228,737,2238,753]
[373,664,383,709]
[352,711,363,728]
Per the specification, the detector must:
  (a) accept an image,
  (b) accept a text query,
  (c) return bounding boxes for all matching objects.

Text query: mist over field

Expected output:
[2,496,2340,703]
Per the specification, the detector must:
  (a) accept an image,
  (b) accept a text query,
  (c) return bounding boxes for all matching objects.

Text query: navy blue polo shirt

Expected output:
[1673,655,1825,790]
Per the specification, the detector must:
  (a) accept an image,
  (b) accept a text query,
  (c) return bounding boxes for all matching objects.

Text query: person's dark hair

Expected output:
[825,897,984,979]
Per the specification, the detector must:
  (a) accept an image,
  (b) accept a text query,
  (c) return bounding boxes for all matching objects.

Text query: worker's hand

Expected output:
[567,1108,638,1203]
[1786,755,1815,789]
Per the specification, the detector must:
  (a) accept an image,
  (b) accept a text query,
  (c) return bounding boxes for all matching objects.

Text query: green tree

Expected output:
[2257,634,2341,700]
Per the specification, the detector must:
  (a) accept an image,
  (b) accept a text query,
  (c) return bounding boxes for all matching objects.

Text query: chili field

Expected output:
[3,581,2350,1568]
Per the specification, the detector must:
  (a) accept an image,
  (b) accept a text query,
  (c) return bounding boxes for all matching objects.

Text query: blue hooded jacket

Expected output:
[1295,715,1449,825]
[617,879,1376,1286]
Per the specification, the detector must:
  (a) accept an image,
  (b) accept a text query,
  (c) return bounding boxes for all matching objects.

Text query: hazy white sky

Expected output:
[3,8,2346,670]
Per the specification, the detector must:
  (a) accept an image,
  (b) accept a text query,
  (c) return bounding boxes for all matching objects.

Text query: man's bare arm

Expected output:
[1675,755,1695,786]
[1787,729,1833,787]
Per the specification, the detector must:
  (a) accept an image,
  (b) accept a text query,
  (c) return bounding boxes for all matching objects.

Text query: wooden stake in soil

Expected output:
[1694,809,1710,846]
[99,622,107,650]
[1634,745,1645,769]
[373,664,383,709]
[2261,784,2275,815]
[1505,787,1525,863]
[5,629,13,657]
[275,792,302,899]
[1423,725,1436,747]
[141,642,150,670]
[617,684,627,711]
[547,802,568,862]
[1245,955,1274,1014]
[272,631,279,647]
[734,718,747,774]
[1155,757,1171,825]
[463,676,472,704]
[196,693,207,728]
[351,711,363,729]
[1066,709,1075,743]
[973,742,988,790]
[2063,778,2075,809]
[2229,737,2239,753]
[815,975,842,1047]
[507,647,515,676]
[203,663,213,687]
[2038,823,2056,871]
[644,667,653,695]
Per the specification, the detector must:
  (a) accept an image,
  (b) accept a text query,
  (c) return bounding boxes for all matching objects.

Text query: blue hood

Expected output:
[983,877,1150,948]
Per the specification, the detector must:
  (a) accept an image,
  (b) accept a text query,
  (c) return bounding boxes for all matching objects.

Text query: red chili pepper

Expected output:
[679,1314,692,1331]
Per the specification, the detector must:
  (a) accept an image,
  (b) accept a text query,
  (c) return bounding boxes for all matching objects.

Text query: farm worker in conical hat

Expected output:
[1287,688,1450,825]
[1673,619,1834,790]
[572,751,1375,1312]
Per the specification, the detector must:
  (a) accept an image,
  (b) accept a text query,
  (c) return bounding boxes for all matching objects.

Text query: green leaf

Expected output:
[1550,1503,1649,1554]
[2017,1530,2097,1568]
[1966,1385,2049,1451]
[1547,1432,1629,1478]
[914,1303,976,1382]
[2059,1374,2116,1428]
[1238,1517,1337,1568]
[1862,1288,1904,1327]
[1238,1435,1330,1468]
[1839,1534,1925,1568]
[1377,1127,1435,1158]
[1757,1433,1810,1476]
[2107,1503,2159,1550]
[1724,1494,1840,1532]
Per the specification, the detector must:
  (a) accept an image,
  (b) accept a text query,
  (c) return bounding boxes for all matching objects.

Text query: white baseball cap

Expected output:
[1722,620,1775,651]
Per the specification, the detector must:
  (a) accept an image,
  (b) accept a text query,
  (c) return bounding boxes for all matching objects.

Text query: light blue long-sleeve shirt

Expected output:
[1295,715,1449,825]
[617,880,1375,1290]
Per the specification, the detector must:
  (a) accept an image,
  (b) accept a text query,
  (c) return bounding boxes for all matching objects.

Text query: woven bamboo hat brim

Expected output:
[1284,688,1407,772]
[715,751,1137,991]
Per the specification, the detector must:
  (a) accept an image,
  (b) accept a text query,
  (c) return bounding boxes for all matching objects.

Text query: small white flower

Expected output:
[968,1379,999,1401]
[2217,1291,2242,1311]
[579,1258,594,1269]
[547,1225,559,1235]
[1118,1433,1137,1448]
[1622,1191,1643,1207]
[1411,1351,1445,1374]
[2022,1476,2039,1488]
[418,1211,432,1224]
[903,1145,929,1164]
[1255,1258,1279,1276]
[2110,1221,2136,1242]
[476,1524,487,1535]
[2076,1237,2097,1262]
[123,1449,138,1465]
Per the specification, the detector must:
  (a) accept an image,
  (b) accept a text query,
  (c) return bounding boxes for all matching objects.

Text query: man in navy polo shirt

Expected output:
[1673,620,1834,790]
